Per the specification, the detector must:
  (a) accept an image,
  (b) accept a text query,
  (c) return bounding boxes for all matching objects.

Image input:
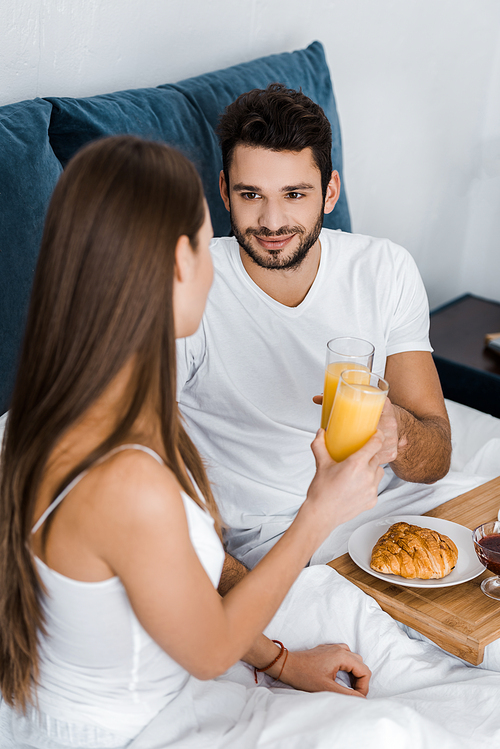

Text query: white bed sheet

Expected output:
[446,398,500,474]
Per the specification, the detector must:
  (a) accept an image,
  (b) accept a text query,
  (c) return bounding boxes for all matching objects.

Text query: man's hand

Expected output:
[312,351,452,483]
[274,643,370,697]
[375,397,401,464]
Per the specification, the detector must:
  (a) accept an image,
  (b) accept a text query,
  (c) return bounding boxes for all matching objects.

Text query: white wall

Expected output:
[2,0,499,309]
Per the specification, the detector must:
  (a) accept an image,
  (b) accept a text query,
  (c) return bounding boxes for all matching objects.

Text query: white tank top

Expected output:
[22,444,225,748]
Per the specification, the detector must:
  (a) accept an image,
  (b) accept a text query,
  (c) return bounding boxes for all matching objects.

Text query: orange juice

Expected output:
[325,380,387,462]
[320,362,370,429]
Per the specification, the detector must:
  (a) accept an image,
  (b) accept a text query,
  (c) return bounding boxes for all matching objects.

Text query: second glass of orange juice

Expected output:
[320,337,375,429]
[325,370,389,462]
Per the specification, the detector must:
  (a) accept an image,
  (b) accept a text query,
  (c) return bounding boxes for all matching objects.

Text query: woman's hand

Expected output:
[271,643,371,698]
[313,392,398,464]
[300,429,384,539]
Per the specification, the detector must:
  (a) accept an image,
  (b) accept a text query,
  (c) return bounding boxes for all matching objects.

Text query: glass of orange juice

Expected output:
[325,370,389,462]
[320,337,375,429]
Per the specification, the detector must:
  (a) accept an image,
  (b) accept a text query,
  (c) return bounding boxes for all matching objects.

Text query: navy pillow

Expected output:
[164,41,350,235]
[46,87,222,226]
[0,98,62,414]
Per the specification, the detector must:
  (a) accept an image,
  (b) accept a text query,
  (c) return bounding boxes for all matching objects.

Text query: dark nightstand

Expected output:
[430,294,500,418]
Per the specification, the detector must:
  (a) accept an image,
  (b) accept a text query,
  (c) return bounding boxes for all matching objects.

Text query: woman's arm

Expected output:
[218,553,370,696]
[87,431,383,681]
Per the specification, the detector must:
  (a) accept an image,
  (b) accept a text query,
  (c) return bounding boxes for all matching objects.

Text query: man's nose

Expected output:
[258,200,287,232]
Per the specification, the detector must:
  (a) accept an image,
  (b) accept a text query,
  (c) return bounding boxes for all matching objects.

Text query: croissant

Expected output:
[370,522,458,580]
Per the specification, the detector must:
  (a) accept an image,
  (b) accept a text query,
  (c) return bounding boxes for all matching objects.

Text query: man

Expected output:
[177,84,481,570]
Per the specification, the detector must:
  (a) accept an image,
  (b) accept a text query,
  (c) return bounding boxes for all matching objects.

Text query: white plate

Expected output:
[348,515,484,588]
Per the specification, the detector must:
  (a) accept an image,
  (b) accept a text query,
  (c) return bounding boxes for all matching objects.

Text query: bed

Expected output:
[2,41,500,748]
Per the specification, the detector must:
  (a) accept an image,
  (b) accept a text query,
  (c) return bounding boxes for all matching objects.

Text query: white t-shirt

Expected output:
[177,229,432,566]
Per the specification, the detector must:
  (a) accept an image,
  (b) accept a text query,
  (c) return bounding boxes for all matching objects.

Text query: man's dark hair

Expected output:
[217,83,333,199]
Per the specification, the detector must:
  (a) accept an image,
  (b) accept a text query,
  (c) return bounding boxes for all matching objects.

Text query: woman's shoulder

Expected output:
[66,446,192,579]
[33,446,189,582]
[93,444,182,498]
[76,446,188,534]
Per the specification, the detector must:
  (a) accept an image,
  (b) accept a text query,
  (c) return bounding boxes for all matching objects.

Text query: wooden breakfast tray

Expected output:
[327,476,500,664]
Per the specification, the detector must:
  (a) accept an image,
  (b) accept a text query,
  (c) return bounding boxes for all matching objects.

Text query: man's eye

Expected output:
[287,192,303,199]
[241,192,260,200]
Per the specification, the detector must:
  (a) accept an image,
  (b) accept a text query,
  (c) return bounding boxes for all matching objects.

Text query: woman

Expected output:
[0,134,383,746]
[0,136,495,749]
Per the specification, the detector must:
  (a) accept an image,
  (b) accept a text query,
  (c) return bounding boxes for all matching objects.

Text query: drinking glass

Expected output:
[325,370,389,462]
[320,337,375,429]
[472,522,500,600]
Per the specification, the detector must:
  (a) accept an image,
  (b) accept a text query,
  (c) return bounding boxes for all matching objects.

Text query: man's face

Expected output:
[220,145,327,271]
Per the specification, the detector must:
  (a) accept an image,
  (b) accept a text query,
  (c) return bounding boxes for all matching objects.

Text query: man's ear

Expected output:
[219,170,231,212]
[323,171,341,215]
[174,234,195,284]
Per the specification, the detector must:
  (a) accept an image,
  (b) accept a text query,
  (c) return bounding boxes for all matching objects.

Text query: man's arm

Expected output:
[217,551,249,596]
[380,350,451,484]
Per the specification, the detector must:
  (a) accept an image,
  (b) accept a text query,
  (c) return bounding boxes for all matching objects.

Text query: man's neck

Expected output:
[239,240,321,308]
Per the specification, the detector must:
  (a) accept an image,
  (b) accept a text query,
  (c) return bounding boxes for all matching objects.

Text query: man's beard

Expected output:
[230,210,324,271]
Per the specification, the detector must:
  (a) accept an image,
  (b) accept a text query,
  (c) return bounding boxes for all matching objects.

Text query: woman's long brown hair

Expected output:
[0,135,220,711]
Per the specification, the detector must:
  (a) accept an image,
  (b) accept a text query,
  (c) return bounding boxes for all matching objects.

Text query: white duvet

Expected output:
[128,565,500,748]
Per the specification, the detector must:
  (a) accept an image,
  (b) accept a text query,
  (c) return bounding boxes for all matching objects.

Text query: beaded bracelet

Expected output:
[253,640,286,684]
[274,646,289,683]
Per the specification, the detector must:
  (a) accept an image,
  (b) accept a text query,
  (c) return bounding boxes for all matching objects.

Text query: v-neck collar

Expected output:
[229,232,327,317]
